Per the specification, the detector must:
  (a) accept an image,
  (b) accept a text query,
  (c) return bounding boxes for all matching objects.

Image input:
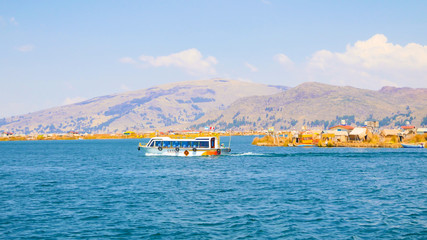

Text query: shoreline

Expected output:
[255,142,403,148]
[252,136,426,149]
[0,132,253,142]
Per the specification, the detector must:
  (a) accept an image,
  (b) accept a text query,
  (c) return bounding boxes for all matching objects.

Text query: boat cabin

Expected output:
[146,137,219,149]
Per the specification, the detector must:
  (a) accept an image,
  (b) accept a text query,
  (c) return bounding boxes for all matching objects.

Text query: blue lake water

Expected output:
[0,136,426,239]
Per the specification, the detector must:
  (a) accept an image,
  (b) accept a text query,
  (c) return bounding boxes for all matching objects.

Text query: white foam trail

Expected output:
[232,152,265,156]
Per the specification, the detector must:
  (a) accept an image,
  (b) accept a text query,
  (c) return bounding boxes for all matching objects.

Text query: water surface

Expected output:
[1,136,426,239]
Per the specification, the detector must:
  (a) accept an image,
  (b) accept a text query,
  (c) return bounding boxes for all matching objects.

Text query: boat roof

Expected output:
[149,137,215,141]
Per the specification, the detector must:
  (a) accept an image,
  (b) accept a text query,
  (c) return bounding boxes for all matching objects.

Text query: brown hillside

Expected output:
[191,82,427,130]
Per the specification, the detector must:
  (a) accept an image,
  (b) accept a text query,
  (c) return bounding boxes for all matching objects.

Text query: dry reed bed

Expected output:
[253,134,427,148]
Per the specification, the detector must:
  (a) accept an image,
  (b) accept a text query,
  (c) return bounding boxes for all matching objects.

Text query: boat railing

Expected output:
[166,133,220,139]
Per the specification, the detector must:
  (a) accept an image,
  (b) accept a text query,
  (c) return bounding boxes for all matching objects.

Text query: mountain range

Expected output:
[1,79,426,134]
[0,79,285,134]
[191,82,427,130]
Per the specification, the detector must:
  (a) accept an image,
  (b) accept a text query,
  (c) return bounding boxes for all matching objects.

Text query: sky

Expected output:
[1,0,427,118]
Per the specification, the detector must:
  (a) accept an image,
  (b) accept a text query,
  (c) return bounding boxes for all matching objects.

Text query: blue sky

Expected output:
[1,0,427,117]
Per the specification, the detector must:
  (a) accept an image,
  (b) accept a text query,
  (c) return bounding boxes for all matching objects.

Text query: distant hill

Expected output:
[2,80,426,134]
[0,79,285,134]
[191,82,427,130]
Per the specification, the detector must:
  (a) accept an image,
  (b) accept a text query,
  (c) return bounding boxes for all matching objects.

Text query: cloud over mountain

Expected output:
[274,53,294,69]
[306,34,427,89]
[121,49,217,76]
[275,34,427,89]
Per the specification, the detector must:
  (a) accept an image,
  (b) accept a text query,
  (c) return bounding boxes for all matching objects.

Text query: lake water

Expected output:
[0,136,426,239]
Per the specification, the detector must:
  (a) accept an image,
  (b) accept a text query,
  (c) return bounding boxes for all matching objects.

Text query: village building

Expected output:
[1,131,14,137]
[349,127,368,141]
[298,132,313,144]
[401,125,416,134]
[322,130,349,142]
[329,125,354,133]
[380,129,400,142]
[123,131,136,136]
[398,126,416,141]
[416,128,427,135]
[292,130,321,145]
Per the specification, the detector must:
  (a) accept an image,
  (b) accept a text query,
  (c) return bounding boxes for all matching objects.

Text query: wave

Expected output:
[228,151,426,159]
[231,152,266,156]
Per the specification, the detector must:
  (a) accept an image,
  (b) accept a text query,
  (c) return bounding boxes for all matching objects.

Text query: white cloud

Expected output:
[119,57,136,64]
[17,44,34,52]
[305,34,427,89]
[137,48,217,75]
[274,53,294,68]
[10,17,18,25]
[245,62,258,72]
[63,96,87,105]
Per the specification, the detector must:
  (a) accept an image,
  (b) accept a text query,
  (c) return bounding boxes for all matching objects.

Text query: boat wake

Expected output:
[230,152,296,157]
[231,152,269,156]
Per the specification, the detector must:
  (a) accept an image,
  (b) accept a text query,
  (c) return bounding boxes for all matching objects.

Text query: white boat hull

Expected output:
[138,135,231,156]
[401,143,424,148]
[139,147,231,156]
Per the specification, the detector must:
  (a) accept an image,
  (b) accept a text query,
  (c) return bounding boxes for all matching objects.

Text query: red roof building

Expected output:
[329,125,355,132]
[401,126,415,130]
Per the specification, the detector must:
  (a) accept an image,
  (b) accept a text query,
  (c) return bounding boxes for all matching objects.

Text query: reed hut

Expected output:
[349,127,367,141]
[322,130,349,142]
[380,129,400,142]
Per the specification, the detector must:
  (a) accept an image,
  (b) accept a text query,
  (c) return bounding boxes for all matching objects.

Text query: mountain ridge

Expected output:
[190,82,427,130]
[2,80,426,134]
[0,79,285,134]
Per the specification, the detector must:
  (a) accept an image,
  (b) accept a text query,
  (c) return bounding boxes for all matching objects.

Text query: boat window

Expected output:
[181,141,191,148]
[154,141,162,147]
[172,141,181,148]
[211,138,215,148]
[199,141,209,148]
[163,141,171,148]
[191,141,199,148]
[149,141,154,147]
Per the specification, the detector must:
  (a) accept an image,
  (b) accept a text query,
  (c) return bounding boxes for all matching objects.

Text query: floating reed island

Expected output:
[0,130,246,141]
[252,126,427,148]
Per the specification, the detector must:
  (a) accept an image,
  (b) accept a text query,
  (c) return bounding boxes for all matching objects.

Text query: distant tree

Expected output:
[421,115,427,127]
[290,119,298,126]
[379,116,391,127]
[366,114,375,121]
[323,121,329,129]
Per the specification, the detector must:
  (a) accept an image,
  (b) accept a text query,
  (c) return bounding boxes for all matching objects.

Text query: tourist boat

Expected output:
[401,143,424,148]
[138,136,231,156]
